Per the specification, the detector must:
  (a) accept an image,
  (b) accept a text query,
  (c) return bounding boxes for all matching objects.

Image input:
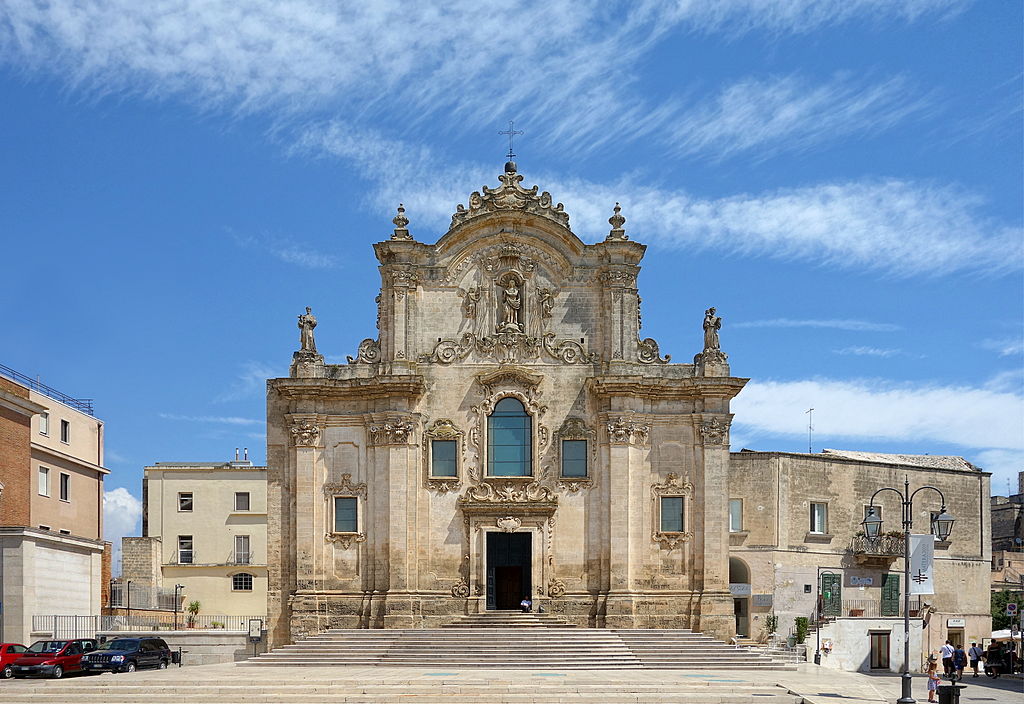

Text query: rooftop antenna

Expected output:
[499,120,524,162]
[805,408,814,454]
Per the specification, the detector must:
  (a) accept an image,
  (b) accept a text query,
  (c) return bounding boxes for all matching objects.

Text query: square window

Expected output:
[660,496,685,533]
[729,498,743,532]
[334,496,358,533]
[38,467,50,496]
[39,412,49,436]
[178,492,193,512]
[810,502,828,534]
[60,419,70,443]
[232,573,253,591]
[234,492,250,511]
[561,439,587,478]
[177,536,193,564]
[431,440,458,477]
[59,473,70,502]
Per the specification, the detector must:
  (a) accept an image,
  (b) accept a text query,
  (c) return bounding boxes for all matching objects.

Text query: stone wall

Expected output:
[98,629,259,665]
[121,536,162,586]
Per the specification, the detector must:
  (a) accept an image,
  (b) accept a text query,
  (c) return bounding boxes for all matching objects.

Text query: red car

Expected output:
[1,643,28,679]
[11,638,98,679]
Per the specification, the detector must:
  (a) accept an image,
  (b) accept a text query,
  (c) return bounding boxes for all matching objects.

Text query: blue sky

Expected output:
[1,1,1021,561]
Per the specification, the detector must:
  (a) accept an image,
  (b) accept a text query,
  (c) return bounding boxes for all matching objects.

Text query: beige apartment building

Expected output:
[125,455,267,617]
[0,365,109,645]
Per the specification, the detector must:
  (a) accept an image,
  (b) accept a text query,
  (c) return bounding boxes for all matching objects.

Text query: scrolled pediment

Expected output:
[475,366,543,391]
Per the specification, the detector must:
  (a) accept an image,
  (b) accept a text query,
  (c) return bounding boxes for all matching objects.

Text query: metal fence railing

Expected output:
[0,363,94,415]
[834,598,923,619]
[32,614,262,637]
[109,583,179,611]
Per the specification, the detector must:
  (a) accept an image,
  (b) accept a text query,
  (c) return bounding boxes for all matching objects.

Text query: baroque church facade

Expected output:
[266,161,745,646]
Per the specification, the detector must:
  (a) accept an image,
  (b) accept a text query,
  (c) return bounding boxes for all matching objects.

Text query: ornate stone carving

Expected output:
[459,287,481,319]
[427,479,460,494]
[346,338,381,364]
[651,473,694,499]
[391,203,412,240]
[699,417,731,445]
[703,307,722,352]
[606,202,627,241]
[450,162,569,230]
[391,270,418,289]
[323,473,367,499]
[496,516,522,532]
[426,418,462,439]
[556,478,591,493]
[324,532,366,549]
[606,417,650,446]
[537,288,554,320]
[547,577,567,598]
[637,336,670,364]
[461,481,557,504]
[297,307,318,353]
[368,418,415,445]
[599,269,637,288]
[289,420,322,447]
[652,531,692,550]
[420,331,597,366]
[450,579,470,598]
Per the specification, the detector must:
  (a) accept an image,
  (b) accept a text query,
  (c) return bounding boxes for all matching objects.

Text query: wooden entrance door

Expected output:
[486,532,532,610]
[869,632,890,669]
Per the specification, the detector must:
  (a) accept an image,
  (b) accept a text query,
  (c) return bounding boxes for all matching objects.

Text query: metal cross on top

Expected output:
[499,120,524,161]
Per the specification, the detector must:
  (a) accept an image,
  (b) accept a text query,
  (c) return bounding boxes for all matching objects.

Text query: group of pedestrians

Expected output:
[927,639,1020,700]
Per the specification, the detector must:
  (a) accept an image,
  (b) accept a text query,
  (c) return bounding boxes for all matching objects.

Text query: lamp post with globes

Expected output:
[862,477,955,704]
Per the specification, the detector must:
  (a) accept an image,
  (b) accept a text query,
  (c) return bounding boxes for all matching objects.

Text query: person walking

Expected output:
[968,642,984,677]
[940,640,955,678]
[926,659,941,703]
[952,643,967,680]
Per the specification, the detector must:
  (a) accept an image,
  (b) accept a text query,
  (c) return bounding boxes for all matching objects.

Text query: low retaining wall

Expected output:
[97,630,264,665]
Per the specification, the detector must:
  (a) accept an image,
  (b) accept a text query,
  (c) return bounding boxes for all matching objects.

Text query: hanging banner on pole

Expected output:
[909,534,935,595]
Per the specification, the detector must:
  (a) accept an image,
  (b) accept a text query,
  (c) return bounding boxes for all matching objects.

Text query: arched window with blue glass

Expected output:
[487,397,532,476]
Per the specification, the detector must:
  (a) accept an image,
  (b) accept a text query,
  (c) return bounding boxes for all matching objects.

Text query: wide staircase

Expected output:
[243,611,794,670]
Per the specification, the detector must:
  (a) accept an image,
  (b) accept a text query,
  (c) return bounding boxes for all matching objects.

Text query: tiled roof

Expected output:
[820,449,979,472]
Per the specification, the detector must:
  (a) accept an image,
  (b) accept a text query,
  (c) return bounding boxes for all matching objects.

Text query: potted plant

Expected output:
[186,600,201,628]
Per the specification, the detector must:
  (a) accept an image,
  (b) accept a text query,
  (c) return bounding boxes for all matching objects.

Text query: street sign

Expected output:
[1007,603,1018,616]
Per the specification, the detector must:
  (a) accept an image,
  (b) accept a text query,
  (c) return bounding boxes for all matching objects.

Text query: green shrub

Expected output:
[794,616,809,644]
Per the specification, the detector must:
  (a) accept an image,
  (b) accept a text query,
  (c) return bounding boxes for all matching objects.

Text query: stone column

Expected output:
[598,267,639,365]
[696,413,734,641]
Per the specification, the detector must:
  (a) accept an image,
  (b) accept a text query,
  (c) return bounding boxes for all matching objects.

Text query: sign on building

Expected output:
[908,534,935,595]
[946,618,966,628]
[850,576,874,586]
[729,583,752,596]
[753,594,773,607]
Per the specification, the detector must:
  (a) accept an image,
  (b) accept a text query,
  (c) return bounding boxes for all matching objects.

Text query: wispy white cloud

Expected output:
[227,228,339,269]
[833,346,902,357]
[216,361,278,402]
[980,337,1024,358]
[735,318,902,331]
[0,1,960,160]
[159,413,262,426]
[103,487,142,575]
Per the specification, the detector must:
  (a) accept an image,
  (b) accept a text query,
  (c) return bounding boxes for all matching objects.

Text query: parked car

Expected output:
[1,643,28,679]
[11,638,99,679]
[80,637,171,673]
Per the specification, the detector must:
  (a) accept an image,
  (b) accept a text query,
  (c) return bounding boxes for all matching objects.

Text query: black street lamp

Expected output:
[862,477,955,704]
[173,584,184,630]
[814,569,839,665]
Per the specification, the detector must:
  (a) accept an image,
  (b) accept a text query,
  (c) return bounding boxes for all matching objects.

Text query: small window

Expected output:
[660,496,685,533]
[560,439,587,478]
[178,492,193,512]
[729,498,743,532]
[59,473,70,501]
[234,492,250,511]
[59,529,71,535]
[177,535,193,564]
[60,419,70,443]
[232,573,254,591]
[38,467,50,496]
[810,502,828,534]
[334,496,358,533]
[39,412,49,436]
[38,524,51,531]
[431,440,458,477]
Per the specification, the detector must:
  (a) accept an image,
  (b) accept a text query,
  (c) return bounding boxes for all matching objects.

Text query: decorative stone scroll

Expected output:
[637,336,670,364]
[651,473,694,499]
[606,417,650,446]
[450,162,569,230]
[289,420,322,447]
[652,531,691,550]
[368,418,416,446]
[699,417,731,445]
[496,516,522,532]
[346,338,381,364]
[461,481,557,504]
[324,532,366,549]
[322,473,366,499]
[420,331,596,366]
[450,579,470,598]
[547,577,567,598]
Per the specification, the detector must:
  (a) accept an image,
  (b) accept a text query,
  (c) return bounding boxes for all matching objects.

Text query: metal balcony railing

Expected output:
[851,534,904,557]
[840,598,922,618]
[230,551,252,565]
[170,550,194,565]
[0,363,94,415]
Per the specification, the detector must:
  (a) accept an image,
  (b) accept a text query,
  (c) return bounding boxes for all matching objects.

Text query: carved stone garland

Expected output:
[367,417,416,446]
[699,417,731,445]
[553,417,596,493]
[420,331,596,366]
[606,417,651,446]
[324,532,366,549]
[651,473,694,550]
[423,418,464,493]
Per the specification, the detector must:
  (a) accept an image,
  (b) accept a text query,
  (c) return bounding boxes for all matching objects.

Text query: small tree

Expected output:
[763,613,778,635]
[992,590,1018,631]
[186,600,201,627]
[794,616,809,644]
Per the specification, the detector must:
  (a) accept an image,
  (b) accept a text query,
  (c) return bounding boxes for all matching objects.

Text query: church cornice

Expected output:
[270,375,425,401]
[587,375,748,401]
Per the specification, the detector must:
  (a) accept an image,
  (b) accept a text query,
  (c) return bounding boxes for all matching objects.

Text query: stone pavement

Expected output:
[0,662,1020,703]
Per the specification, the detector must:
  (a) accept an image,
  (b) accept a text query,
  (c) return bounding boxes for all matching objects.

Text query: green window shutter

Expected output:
[881,573,900,617]
[821,574,842,617]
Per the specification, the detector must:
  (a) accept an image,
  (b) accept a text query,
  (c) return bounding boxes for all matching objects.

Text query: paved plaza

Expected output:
[0,662,1020,704]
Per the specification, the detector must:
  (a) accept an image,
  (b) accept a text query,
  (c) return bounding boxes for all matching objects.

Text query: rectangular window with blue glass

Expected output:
[660,496,685,533]
[560,439,587,477]
[431,439,458,477]
[334,496,358,533]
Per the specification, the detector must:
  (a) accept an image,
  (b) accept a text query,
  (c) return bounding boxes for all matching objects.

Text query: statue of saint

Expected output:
[538,288,554,319]
[298,306,318,353]
[500,283,522,331]
[703,307,722,351]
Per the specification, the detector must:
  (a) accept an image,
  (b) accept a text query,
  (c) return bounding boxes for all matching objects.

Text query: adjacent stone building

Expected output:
[0,366,110,644]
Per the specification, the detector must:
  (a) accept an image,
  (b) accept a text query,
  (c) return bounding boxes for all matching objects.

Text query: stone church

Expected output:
[266,160,746,647]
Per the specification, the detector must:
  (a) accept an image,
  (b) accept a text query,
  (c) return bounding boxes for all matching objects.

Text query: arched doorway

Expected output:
[729,557,751,637]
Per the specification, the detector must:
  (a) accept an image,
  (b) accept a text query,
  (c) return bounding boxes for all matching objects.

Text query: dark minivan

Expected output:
[79,637,171,673]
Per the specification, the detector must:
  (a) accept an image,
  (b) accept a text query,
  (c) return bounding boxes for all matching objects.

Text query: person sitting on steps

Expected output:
[520,597,532,613]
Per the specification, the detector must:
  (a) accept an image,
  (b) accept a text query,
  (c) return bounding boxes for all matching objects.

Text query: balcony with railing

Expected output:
[850,534,904,564]
[166,550,262,566]
[230,550,252,565]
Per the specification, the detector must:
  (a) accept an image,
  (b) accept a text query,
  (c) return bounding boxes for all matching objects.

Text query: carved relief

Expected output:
[638,337,670,364]
[651,473,694,498]
[459,287,481,319]
[461,481,557,504]
[346,338,381,364]
[497,272,525,334]
[420,331,596,365]
[324,532,366,549]
[599,269,637,288]
[652,531,691,550]
[450,579,470,598]
[607,417,650,446]
[450,163,569,230]
[368,418,415,446]
[322,473,367,499]
[547,577,567,598]
[466,381,547,482]
[699,417,731,445]
[289,420,322,447]
[496,516,522,532]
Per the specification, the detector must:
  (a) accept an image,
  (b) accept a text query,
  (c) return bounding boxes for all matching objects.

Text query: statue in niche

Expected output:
[703,307,722,351]
[538,288,554,319]
[498,281,523,333]
[298,306,318,353]
[462,287,481,319]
